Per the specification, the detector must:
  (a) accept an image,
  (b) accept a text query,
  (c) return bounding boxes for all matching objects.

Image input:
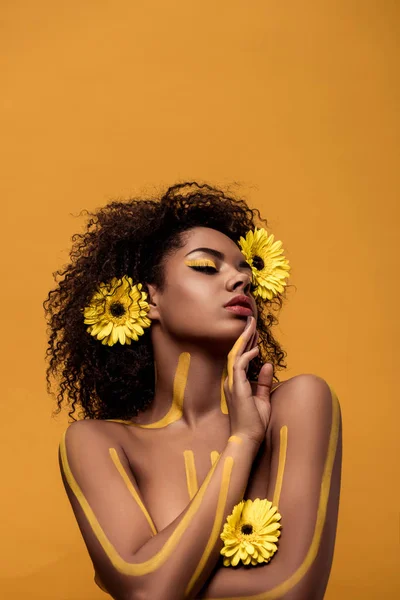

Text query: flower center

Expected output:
[252,255,264,270]
[241,524,253,535]
[110,301,126,317]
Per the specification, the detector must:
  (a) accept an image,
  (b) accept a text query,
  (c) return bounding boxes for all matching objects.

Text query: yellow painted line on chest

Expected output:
[109,447,157,535]
[184,450,199,500]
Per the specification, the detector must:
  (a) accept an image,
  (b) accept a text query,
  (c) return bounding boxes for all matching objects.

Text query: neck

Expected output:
[132,327,229,429]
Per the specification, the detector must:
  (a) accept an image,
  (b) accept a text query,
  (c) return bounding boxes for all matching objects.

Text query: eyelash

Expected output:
[190,265,218,274]
[185,259,218,274]
[185,259,254,281]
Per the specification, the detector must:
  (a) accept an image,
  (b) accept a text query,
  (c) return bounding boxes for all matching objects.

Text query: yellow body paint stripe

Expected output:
[60,429,220,575]
[220,366,228,414]
[227,435,243,445]
[108,448,157,535]
[210,451,220,466]
[103,352,190,428]
[272,426,288,508]
[207,384,340,600]
[183,450,199,500]
[185,457,234,597]
[227,336,244,391]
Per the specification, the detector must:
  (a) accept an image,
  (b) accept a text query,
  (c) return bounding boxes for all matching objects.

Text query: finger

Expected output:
[231,347,259,397]
[227,317,255,390]
[244,324,257,354]
[245,330,258,374]
[253,331,259,348]
[255,363,274,401]
[235,345,260,372]
[241,316,256,349]
[223,376,232,404]
[232,346,260,389]
[239,319,257,362]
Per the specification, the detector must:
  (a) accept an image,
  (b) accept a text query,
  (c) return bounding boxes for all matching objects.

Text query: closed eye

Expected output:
[185,258,218,274]
[189,265,218,274]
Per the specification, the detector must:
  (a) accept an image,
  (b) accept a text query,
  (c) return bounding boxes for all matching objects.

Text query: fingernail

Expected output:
[245,316,252,330]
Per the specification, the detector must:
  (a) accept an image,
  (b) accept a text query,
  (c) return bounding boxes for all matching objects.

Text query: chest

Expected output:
[121,421,272,533]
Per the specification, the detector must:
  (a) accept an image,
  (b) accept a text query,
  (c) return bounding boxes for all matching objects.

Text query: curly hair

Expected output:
[43,182,290,422]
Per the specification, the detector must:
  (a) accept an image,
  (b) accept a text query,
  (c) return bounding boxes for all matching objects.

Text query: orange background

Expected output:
[1,1,399,598]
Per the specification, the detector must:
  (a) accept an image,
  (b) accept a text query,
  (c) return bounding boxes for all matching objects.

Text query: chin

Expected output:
[216,318,248,338]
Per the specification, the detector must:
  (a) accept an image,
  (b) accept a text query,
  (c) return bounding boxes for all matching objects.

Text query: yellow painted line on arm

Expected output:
[211,451,220,466]
[59,428,219,576]
[227,435,243,445]
[207,384,341,600]
[272,426,288,508]
[185,457,234,597]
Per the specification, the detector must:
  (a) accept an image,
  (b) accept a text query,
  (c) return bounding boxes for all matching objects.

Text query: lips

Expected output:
[224,295,253,312]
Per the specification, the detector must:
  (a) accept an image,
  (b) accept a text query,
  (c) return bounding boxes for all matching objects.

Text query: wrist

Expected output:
[228,433,262,453]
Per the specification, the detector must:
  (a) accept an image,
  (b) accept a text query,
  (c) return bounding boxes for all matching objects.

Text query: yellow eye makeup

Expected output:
[184,258,217,269]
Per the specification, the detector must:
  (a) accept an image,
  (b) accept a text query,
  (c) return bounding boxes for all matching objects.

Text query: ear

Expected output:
[145,283,161,321]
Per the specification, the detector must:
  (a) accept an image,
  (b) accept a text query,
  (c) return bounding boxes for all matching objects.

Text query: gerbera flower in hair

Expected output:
[83,275,151,346]
[220,498,282,567]
[238,228,290,300]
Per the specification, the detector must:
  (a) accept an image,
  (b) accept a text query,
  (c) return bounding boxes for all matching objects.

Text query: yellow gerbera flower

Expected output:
[83,275,151,346]
[220,498,282,567]
[238,228,290,300]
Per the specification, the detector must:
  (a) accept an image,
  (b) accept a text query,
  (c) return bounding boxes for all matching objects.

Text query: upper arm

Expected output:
[58,420,157,600]
[200,374,342,600]
[264,374,342,597]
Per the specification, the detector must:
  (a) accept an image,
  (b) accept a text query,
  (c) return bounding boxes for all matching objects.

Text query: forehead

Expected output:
[177,227,244,259]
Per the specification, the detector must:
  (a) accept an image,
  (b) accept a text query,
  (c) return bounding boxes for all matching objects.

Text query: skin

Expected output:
[136,226,258,428]
[59,226,342,600]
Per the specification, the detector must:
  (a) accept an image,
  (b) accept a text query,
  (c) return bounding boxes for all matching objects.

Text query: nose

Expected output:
[226,270,252,295]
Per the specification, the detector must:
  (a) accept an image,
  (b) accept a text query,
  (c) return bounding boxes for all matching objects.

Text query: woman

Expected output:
[44,182,342,600]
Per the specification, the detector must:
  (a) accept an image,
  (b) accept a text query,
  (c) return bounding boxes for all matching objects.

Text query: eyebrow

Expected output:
[185,247,252,271]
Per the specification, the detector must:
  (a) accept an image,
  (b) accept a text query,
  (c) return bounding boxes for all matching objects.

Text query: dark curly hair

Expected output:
[43,182,290,422]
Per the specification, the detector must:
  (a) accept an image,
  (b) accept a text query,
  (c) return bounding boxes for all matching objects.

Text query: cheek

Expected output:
[159,281,215,329]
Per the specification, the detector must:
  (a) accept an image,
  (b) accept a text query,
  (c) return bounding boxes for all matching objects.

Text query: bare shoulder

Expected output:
[251,373,339,418]
[251,373,327,395]
[268,373,341,426]
[61,417,126,448]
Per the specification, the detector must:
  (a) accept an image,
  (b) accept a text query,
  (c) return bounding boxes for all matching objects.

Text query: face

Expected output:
[147,227,258,347]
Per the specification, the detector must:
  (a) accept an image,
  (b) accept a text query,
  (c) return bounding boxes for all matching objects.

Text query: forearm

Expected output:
[194,379,342,600]
[130,435,259,600]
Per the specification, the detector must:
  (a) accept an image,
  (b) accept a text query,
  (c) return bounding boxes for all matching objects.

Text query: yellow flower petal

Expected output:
[111,326,119,345]
[238,228,290,301]
[117,327,126,344]
[97,321,114,339]
[231,552,241,567]
[220,497,281,567]
[244,541,255,554]
[83,275,151,345]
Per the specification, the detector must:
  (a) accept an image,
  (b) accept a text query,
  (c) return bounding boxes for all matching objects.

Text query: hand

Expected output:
[224,316,274,447]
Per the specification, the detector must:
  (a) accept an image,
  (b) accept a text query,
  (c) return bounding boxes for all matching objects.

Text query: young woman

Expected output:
[44,182,342,600]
